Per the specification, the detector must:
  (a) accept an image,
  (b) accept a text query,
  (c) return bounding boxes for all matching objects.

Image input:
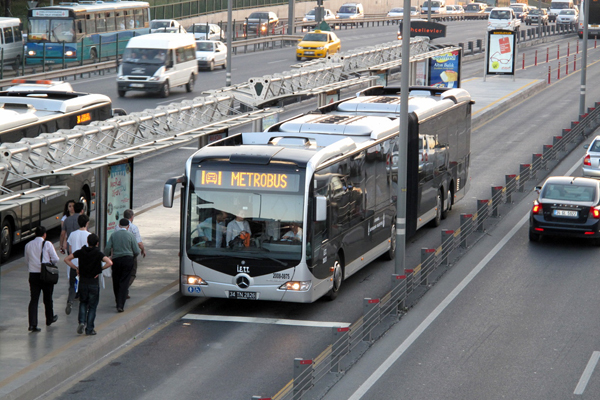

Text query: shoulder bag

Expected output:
[40,240,59,284]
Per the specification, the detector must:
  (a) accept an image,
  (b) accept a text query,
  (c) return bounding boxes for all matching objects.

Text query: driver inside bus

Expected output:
[282,222,302,242]
[197,211,228,247]
[227,213,251,247]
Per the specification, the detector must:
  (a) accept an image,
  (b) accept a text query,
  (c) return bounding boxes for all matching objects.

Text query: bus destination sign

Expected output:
[198,170,300,192]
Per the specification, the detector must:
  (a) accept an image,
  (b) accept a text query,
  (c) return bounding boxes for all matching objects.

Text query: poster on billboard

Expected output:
[428,50,461,88]
[105,159,133,243]
[486,30,516,75]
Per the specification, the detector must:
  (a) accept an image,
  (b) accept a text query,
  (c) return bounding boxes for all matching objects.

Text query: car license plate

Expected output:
[305,51,314,55]
[228,291,257,300]
[130,83,144,88]
[553,210,578,217]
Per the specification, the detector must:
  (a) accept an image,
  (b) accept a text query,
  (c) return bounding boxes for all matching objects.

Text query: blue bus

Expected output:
[26,0,151,64]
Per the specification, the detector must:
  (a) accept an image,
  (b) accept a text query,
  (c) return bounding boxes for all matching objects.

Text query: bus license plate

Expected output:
[229,291,257,300]
[554,210,578,217]
[130,83,144,88]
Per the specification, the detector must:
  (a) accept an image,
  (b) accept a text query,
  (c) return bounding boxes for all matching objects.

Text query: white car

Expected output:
[556,8,578,25]
[387,6,419,17]
[303,8,337,22]
[187,23,222,40]
[150,19,185,33]
[195,40,227,71]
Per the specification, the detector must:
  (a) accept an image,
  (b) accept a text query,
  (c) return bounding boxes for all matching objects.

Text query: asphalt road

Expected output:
[42,21,600,400]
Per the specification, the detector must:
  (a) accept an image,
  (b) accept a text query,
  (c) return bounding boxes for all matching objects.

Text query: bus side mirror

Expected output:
[164,175,186,208]
[315,196,327,221]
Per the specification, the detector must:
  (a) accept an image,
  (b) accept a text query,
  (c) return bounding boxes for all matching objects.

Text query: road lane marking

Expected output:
[267,59,288,64]
[182,313,350,328]
[574,351,600,395]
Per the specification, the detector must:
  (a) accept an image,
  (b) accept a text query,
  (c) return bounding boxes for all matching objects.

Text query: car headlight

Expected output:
[303,17,308,22]
[297,45,303,49]
[279,281,311,291]
[316,46,324,50]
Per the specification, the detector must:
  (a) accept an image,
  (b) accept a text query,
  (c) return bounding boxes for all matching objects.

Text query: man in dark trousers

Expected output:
[105,219,140,312]
[63,202,85,315]
[64,233,112,335]
[24,226,60,332]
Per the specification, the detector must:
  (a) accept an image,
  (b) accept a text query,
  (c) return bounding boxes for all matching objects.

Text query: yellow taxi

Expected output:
[296,30,341,61]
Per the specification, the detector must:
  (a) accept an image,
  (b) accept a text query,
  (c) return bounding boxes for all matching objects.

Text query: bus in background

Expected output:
[26,0,150,65]
[0,79,121,261]
[163,86,472,303]
[577,0,597,37]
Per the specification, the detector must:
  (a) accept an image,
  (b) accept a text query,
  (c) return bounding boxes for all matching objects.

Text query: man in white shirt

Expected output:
[65,214,91,315]
[282,222,303,242]
[25,226,60,332]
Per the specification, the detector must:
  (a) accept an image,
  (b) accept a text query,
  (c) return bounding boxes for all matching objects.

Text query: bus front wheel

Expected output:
[326,255,343,301]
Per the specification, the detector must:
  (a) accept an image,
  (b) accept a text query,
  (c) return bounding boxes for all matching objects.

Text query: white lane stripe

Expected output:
[348,211,530,400]
[182,314,351,328]
[346,159,584,399]
[574,351,600,395]
[267,59,288,64]
[180,147,198,150]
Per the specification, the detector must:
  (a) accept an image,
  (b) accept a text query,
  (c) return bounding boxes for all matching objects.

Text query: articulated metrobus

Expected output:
[26,0,150,64]
[163,86,473,302]
[0,80,117,261]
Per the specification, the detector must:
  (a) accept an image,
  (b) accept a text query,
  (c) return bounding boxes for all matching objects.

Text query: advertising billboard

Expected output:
[486,30,517,75]
[428,50,461,88]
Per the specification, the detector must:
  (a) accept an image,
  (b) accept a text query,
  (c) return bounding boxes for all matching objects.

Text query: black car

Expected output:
[243,11,279,34]
[529,176,600,243]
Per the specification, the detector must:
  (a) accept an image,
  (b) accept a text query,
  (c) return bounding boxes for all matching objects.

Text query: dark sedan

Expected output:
[529,176,600,243]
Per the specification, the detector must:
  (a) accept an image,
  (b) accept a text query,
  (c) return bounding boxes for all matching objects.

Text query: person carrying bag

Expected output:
[40,240,59,285]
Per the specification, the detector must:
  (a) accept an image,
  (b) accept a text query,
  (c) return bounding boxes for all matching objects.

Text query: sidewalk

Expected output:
[0,76,546,400]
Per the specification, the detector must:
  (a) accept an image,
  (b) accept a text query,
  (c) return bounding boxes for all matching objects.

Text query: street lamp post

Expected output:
[580,0,589,115]
[226,0,232,86]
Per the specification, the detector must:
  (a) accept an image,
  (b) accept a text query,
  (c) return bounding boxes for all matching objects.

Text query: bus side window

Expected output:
[86,14,95,34]
[106,12,115,32]
[125,13,134,29]
[96,13,106,33]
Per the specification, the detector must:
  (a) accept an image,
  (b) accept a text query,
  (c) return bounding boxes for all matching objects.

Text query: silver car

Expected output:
[556,9,578,25]
[583,135,600,177]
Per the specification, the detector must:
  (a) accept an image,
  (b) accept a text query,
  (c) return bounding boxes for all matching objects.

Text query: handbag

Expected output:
[39,240,59,285]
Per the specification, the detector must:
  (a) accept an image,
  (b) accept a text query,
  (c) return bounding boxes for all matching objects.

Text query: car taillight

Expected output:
[591,207,600,219]
[532,203,541,214]
[584,154,591,166]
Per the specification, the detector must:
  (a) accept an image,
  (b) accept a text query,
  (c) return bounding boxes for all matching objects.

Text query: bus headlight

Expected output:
[65,50,75,57]
[184,275,207,285]
[28,50,36,56]
[279,281,311,291]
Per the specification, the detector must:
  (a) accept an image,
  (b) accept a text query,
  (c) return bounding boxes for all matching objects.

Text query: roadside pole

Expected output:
[580,0,589,115]
[226,0,232,86]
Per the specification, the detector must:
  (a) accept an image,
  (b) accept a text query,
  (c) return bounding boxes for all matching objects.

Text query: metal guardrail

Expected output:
[262,102,600,400]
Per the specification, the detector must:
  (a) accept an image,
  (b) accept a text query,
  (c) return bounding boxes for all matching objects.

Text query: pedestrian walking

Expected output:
[63,202,85,315]
[105,218,140,312]
[25,226,59,332]
[64,234,112,336]
[120,209,146,298]
[59,199,75,254]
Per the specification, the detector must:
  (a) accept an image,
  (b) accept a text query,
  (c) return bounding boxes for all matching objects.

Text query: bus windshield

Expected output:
[28,18,75,42]
[187,167,305,264]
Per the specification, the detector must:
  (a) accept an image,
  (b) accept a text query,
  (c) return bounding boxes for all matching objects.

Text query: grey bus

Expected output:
[163,86,473,302]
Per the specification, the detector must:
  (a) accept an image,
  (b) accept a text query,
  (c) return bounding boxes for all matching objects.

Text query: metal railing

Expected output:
[255,103,600,400]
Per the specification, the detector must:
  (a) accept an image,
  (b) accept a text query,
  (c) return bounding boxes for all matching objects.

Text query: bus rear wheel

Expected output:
[0,219,13,263]
[381,218,396,261]
[90,48,98,63]
[326,255,343,301]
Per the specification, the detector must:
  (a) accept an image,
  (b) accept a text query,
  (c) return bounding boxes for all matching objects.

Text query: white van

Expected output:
[117,33,198,98]
[548,0,574,22]
[421,0,447,15]
[336,3,365,19]
[0,18,23,65]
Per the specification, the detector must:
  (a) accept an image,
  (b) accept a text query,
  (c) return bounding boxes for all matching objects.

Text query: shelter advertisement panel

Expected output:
[486,30,516,75]
[428,50,460,88]
[105,159,133,242]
